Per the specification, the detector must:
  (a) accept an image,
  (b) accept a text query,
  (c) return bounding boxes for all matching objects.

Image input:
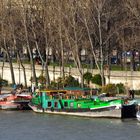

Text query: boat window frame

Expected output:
[48,101,52,108]
[54,101,58,108]
[64,101,68,108]
[70,102,74,108]
[77,103,81,108]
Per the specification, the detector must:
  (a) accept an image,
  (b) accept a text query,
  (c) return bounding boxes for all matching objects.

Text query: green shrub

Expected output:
[38,75,46,84]
[91,74,103,86]
[101,84,117,96]
[30,75,46,85]
[116,83,125,94]
[64,75,79,87]
[83,72,93,85]
[49,81,58,89]
[49,76,80,89]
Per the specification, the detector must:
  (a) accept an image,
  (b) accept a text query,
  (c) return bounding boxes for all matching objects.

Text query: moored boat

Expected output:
[29,90,136,118]
[0,91,32,110]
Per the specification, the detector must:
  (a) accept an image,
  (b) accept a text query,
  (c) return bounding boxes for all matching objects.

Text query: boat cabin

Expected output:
[32,90,102,110]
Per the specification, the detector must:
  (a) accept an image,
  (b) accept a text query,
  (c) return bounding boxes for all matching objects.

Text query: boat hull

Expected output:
[29,103,137,119]
[0,104,19,110]
[0,92,32,110]
[0,101,31,110]
[28,103,122,118]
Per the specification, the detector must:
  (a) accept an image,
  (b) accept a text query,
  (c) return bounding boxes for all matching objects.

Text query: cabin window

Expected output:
[70,102,74,108]
[48,101,52,107]
[54,102,58,107]
[64,102,68,107]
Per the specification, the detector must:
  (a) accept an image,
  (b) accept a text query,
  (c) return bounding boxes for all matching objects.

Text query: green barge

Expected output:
[29,90,137,118]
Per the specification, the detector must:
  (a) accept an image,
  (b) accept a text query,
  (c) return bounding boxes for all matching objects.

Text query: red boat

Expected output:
[0,91,32,110]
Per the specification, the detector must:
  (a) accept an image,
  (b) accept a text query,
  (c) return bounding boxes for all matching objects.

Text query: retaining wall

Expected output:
[0,62,140,89]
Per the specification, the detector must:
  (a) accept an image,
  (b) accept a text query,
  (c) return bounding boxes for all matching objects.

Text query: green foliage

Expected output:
[30,75,46,84]
[64,75,79,87]
[38,75,46,84]
[48,76,80,89]
[101,84,117,96]
[91,74,102,86]
[56,77,64,88]
[83,72,93,85]
[116,83,125,94]
[48,81,58,89]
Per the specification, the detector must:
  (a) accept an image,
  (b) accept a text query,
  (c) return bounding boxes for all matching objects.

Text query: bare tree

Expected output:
[8,3,28,88]
[124,0,140,20]
[0,0,16,85]
[20,0,38,86]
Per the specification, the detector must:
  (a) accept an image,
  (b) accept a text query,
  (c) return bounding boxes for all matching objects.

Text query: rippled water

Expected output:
[0,111,140,140]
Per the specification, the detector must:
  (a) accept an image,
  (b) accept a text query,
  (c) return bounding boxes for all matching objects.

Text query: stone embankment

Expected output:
[1,62,140,89]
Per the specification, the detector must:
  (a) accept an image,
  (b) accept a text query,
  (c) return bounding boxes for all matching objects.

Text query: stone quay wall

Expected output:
[0,62,140,90]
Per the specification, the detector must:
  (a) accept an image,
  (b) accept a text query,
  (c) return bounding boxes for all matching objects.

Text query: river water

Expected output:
[0,111,140,140]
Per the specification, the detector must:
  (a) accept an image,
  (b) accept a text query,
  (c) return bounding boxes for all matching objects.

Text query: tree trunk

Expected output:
[58,0,65,87]
[17,50,27,88]
[1,58,5,79]
[22,9,37,86]
[98,12,105,86]
[3,40,15,85]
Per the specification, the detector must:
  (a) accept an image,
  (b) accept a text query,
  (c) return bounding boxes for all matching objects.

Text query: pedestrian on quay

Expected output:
[131,89,135,99]
[129,89,135,99]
